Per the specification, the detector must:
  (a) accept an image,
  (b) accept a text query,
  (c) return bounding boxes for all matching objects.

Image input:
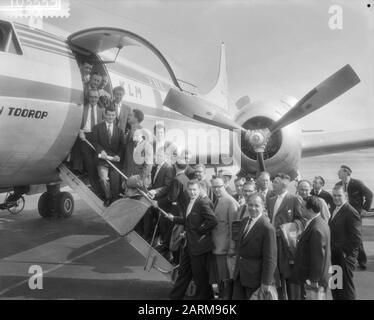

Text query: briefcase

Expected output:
[250,286,278,300]
[304,285,326,300]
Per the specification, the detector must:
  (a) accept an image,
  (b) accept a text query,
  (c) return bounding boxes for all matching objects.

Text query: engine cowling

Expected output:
[233,98,302,180]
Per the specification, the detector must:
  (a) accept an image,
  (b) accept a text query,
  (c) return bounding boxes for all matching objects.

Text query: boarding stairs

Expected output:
[58,163,174,279]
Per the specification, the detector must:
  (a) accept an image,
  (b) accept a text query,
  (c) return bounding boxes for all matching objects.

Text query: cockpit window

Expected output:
[0,21,23,55]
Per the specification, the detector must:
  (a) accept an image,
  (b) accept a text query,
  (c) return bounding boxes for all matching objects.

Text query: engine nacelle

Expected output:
[233,98,302,180]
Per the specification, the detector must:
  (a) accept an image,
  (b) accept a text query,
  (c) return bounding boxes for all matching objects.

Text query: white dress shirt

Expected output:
[106,122,113,138]
[272,191,287,225]
[114,101,121,117]
[186,198,197,218]
[82,104,97,133]
[243,213,263,238]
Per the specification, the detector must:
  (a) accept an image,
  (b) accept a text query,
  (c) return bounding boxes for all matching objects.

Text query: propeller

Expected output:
[268,64,360,133]
[163,64,360,174]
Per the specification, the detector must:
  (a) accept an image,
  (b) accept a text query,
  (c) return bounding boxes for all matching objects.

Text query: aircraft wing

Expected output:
[301,128,374,157]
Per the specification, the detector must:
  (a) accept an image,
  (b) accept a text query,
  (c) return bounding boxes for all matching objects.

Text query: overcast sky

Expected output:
[8,0,374,131]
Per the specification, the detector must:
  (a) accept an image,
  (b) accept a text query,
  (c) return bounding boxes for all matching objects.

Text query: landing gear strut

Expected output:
[38,184,74,218]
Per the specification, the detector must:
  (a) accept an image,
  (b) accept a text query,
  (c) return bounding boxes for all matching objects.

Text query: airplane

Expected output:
[0,19,373,220]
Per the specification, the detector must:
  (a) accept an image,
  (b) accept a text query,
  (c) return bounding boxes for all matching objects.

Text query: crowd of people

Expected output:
[70,63,373,300]
[166,167,372,300]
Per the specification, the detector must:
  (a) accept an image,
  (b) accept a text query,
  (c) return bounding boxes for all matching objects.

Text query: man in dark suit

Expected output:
[166,180,218,300]
[143,148,174,244]
[122,109,144,178]
[329,185,361,300]
[77,89,104,196]
[91,106,125,206]
[311,176,333,209]
[267,173,304,300]
[292,196,331,299]
[335,165,373,269]
[167,161,190,219]
[166,160,190,264]
[111,86,131,134]
[232,193,277,299]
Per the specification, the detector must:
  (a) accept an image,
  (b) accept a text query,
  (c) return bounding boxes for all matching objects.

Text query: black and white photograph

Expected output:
[0,0,373,305]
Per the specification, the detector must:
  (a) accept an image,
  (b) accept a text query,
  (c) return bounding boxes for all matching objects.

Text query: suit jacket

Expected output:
[267,192,305,277]
[292,215,331,288]
[112,101,131,133]
[80,104,104,132]
[150,162,174,202]
[296,195,330,222]
[267,192,304,230]
[311,189,334,209]
[335,178,373,213]
[174,195,218,256]
[329,202,361,258]
[91,121,125,165]
[167,171,190,217]
[233,215,277,288]
[185,165,195,180]
[211,193,240,255]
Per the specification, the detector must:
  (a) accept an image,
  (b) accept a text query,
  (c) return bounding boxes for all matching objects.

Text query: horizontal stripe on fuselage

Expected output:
[17,30,71,52]
[19,38,75,59]
[13,22,66,42]
[0,75,82,104]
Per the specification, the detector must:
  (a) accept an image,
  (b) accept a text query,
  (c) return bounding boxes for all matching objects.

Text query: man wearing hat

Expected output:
[311,176,334,210]
[218,169,235,196]
[335,165,373,270]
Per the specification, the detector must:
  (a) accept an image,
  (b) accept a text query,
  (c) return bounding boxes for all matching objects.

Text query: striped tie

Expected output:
[242,217,253,239]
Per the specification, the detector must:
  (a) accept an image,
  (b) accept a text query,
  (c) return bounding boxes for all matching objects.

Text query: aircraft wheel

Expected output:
[5,193,25,215]
[38,192,53,218]
[56,192,74,218]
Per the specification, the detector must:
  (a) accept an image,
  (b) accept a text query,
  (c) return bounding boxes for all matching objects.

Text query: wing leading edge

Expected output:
[301,128,374,157]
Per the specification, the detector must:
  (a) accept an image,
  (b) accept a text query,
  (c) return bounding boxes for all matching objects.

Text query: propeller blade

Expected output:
[269,64,360,133]
[256,152,266,172]
[164,88,246,132]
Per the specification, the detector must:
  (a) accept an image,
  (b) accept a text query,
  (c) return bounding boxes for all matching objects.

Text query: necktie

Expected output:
[107,124,112,143]
[90,105,95,131]
[213,199,219,211]
[344,182,348,192]
[242,217,253,239]
[331,206,340,220]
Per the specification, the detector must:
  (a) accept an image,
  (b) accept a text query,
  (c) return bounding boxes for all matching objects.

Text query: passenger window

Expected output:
[0,21,22,55]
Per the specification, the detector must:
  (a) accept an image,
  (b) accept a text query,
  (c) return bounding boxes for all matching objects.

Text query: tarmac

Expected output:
[0,191,373,300]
